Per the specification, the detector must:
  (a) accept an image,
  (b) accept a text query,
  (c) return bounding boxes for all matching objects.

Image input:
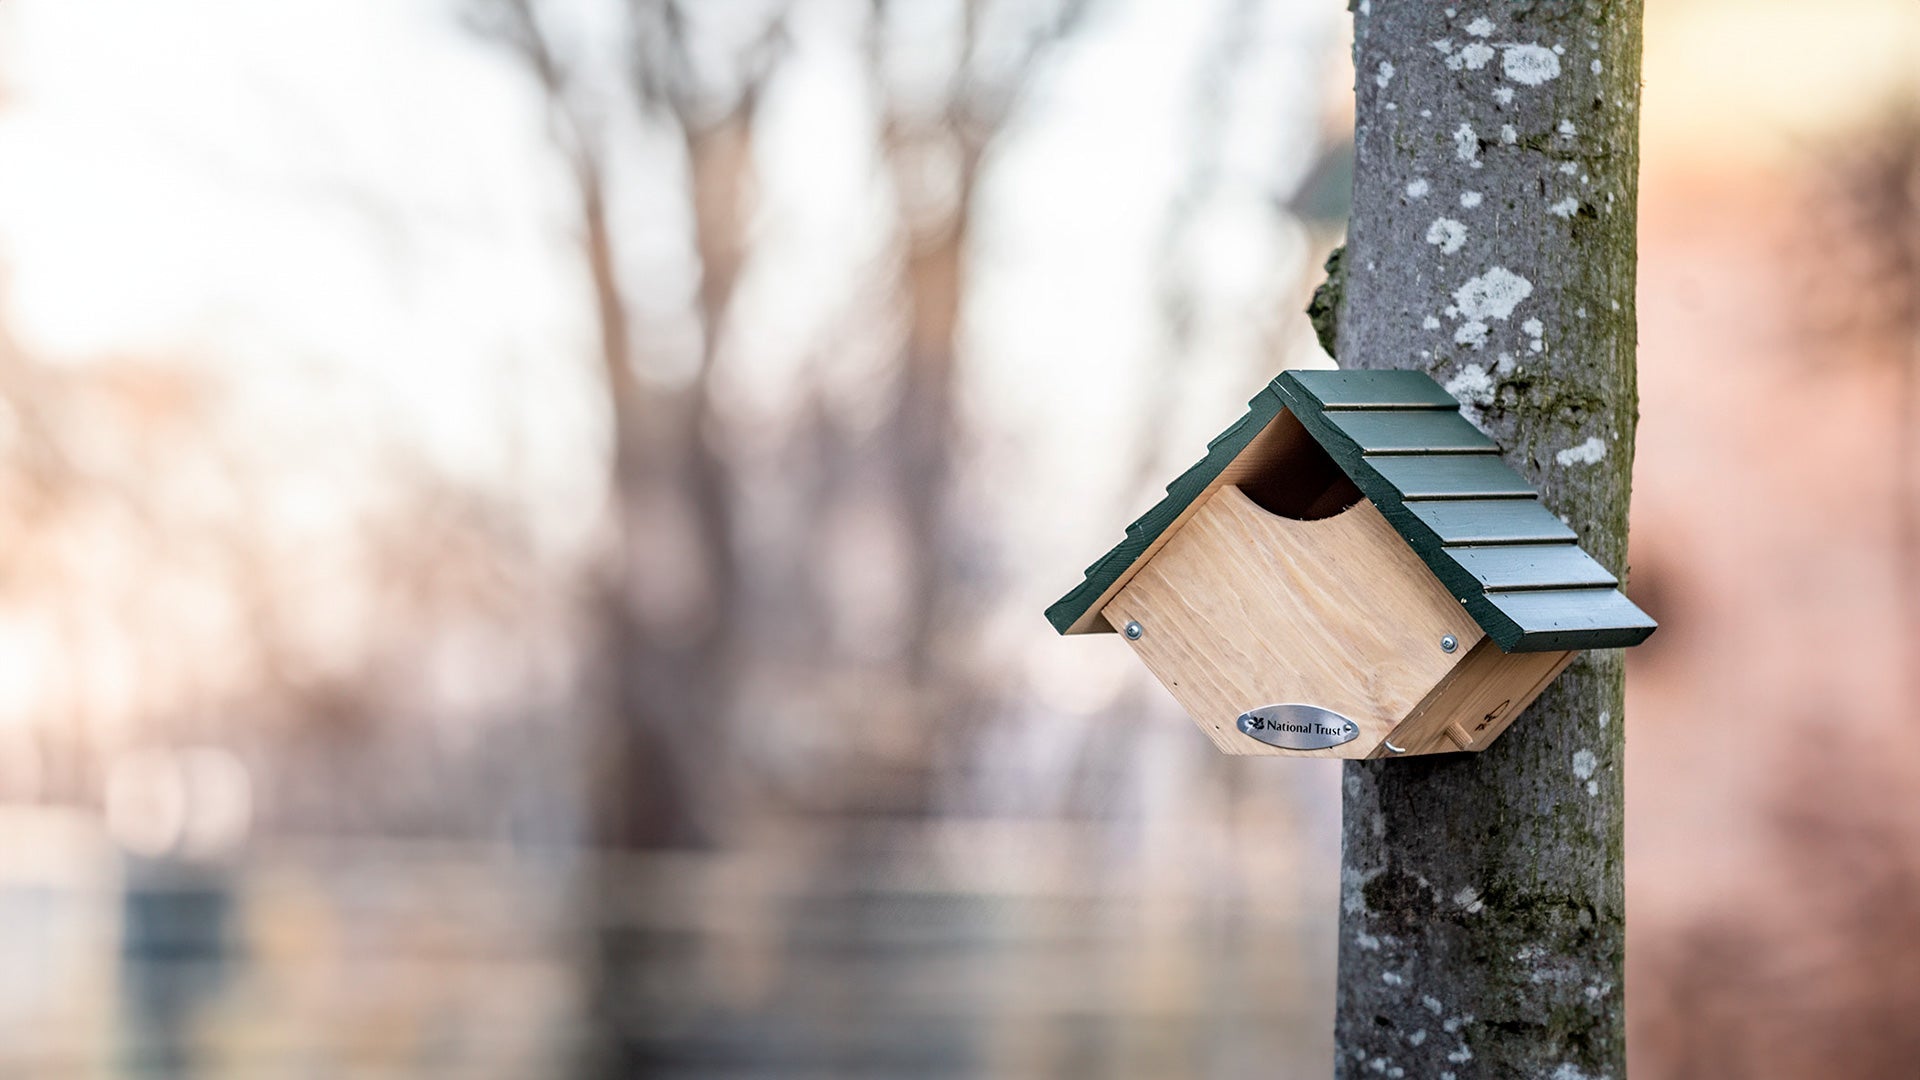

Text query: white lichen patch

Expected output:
[1552,1066,1599,1080]
[1408,1030,1429,1047]
[1591,58,1603,74]
[1422,996,1445,1016]
[1460,191,1483,208]
[1445,364,1494,409]
[1501,124,1517,143]
[1451,885,1486,915]
[1522,316,1546,354]
[1587,780,1600,796]
[1376,60,1396,88]
[1455,321,1490,348]
[1423,315,1442,330]
[1406,177,1431,199]
[1431,38,1454,55]
[1572,749,1598,780]
[1495,351,1516,374]
[1599,709,1611,729]
[1382,971,1407,987]
[1453,123,1479,163]
[1356,932,1381,951]
[1452,266,1533,322]
[1549,197,1580,218]
[1446,41,1496,70]
[1448,1045,1474,1064]
[1559,161,1579,175]
[1465,16,1495,37]
[1501,43,1562,85]
[1426,217,1468,254]
[1558,119,1578,137]
[1556,436,1608,466]
[1493,86,1515,105]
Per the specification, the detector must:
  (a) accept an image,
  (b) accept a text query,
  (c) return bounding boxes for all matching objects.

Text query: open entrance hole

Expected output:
[1233,409,1363,521]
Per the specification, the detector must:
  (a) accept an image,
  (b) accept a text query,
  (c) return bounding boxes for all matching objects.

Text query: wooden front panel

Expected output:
[1102,486,1483,759]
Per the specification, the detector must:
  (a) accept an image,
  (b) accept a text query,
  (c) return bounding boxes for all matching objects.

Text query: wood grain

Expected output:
[1102,486,1483,759]
[1373,640,1576,757]
[1052,406,1324,635]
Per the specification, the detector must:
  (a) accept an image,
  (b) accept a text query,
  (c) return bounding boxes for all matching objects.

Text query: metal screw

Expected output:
[1440,634,1459,653]
[1123,620,1144,640]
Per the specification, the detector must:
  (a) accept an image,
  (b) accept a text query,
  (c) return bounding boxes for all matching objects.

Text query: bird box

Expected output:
[1046,369,1656,759]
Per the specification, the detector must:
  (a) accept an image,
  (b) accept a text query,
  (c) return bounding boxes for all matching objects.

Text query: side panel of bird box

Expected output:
[1381,639,1576,756]
[1102,485,1483,759]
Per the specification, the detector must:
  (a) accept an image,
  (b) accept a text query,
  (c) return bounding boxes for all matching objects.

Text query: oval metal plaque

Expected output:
[1235,704,1360,750]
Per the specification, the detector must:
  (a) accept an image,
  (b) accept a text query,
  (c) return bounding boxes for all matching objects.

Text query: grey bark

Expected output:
[1329,2,1643,1077]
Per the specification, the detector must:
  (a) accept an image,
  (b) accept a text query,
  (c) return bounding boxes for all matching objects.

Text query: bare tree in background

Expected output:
[471,1,1090,1071]
[1322,3,1643,1075]
[472,0,784,854]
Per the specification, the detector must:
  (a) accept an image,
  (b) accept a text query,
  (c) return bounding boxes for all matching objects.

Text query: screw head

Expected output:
[1440,634,1459,653]
[1123,620,1144,640]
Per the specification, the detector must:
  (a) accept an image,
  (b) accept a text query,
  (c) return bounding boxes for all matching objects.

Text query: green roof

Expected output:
[1046,369,1657,652]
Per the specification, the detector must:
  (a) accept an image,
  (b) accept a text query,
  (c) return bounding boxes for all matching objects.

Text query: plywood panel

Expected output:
[1051,406,1323,635]
[1374,641,1576,757]
[1102,487,1483,759]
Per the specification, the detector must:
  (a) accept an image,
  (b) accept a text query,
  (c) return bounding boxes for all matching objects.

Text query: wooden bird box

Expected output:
[1046,369,1656,759]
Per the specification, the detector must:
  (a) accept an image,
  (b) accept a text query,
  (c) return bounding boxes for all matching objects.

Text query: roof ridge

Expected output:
[1046,368,1656,652]
[1271,370,1654,651]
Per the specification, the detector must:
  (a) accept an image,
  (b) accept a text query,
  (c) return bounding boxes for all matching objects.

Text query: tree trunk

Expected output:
[1329,2,1642,1077]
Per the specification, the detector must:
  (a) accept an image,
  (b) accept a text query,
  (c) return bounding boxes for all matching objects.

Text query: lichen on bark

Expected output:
[1327,2,1642,1077]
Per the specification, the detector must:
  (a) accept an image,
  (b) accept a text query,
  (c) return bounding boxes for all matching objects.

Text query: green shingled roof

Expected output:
[1045,369,1657,652]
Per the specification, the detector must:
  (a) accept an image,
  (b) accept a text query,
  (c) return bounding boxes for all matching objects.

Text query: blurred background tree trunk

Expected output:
[1328,2,1643,1076]
[470,2,1090,1073]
